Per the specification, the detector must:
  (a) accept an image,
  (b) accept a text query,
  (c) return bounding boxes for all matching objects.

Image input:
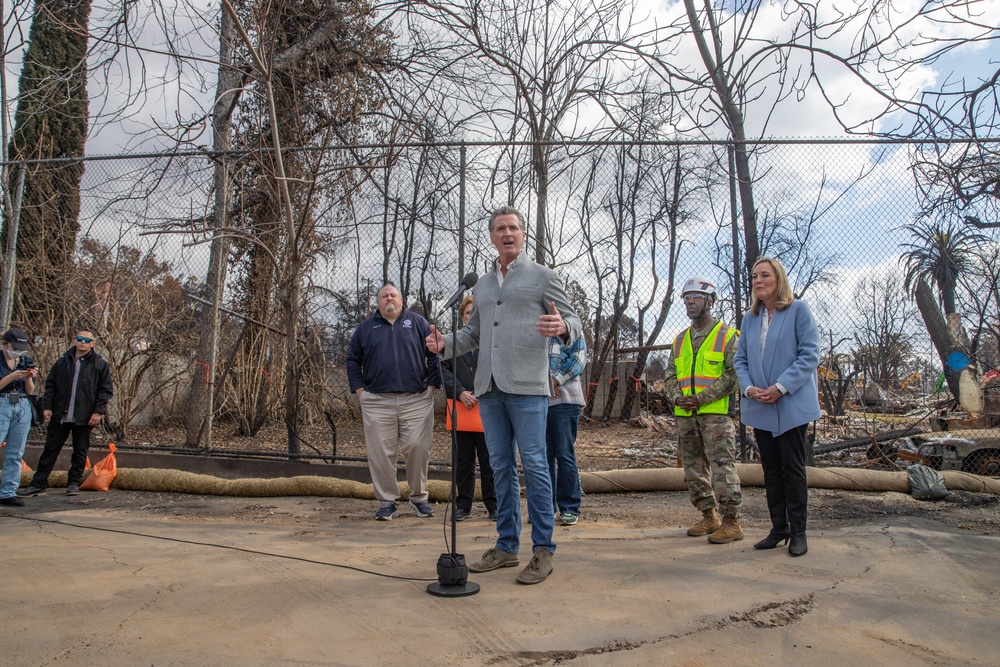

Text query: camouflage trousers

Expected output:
[677,414,742,518]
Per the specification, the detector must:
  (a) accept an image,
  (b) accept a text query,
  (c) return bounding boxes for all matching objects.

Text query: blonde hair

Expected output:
[459,294,474,314]
[749,256,795,315]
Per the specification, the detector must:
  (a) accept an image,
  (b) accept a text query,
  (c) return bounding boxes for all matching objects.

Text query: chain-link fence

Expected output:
[3,139,998,474]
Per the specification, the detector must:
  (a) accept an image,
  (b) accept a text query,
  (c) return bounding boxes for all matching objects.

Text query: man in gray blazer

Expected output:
[427,206,582,585]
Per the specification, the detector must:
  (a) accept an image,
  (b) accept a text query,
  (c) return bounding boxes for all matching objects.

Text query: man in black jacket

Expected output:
[20,329,114,497]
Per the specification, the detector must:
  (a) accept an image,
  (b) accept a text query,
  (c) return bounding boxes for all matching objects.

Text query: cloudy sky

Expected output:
[4,0,996,152]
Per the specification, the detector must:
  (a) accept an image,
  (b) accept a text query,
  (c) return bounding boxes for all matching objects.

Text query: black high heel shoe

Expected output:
[753,531,789,550]
[788,533,808,557]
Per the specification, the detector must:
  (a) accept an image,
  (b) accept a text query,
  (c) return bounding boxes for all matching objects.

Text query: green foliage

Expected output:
[902,219,986,315]
[4,0,92,329]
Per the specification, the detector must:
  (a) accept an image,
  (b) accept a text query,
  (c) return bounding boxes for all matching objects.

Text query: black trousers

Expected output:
[455,430,496,514]
[31,421,94,488]
[754,424,809,535]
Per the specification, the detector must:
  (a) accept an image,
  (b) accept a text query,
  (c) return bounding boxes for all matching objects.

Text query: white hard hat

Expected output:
[681,276,717,297]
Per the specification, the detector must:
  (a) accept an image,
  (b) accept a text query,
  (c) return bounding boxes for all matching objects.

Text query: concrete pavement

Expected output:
[2,495,997,666]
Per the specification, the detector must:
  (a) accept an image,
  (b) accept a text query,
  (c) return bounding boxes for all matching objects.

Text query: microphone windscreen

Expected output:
[463,272,479,289]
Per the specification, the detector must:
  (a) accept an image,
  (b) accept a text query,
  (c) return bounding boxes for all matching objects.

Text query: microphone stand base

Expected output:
[426,552,481,597]
[426,581,480,597]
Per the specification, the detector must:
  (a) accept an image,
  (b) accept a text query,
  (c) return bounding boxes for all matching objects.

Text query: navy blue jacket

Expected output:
[0,354,36,393]
[346,309,440,393]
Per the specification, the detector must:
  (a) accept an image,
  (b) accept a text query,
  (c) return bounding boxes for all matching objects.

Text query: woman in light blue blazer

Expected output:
[735,257,821,557]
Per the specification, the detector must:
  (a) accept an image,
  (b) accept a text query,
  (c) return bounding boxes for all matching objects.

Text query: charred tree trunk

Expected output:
[621,361,643,422]
[914,279,961,401]
[186,10,240,447]
[601,376,620,423]
[682,0,760,274]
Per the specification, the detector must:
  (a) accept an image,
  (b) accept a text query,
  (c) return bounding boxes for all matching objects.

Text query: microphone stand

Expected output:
[427,298,480,598]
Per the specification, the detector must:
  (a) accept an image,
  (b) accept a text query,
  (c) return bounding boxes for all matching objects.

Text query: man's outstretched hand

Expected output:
[426,325,445,353]
[536,301,567,338]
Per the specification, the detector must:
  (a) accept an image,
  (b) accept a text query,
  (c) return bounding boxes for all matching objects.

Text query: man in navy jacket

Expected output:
[347,284,440,521]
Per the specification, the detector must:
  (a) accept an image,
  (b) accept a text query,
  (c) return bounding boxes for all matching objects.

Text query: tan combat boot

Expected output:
[708,516,745,544]
[687,508,721,537]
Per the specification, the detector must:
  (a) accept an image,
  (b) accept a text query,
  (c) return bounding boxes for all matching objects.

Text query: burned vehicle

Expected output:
[896,428,1000,477]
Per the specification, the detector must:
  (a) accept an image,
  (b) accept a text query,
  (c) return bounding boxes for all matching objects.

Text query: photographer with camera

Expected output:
[0,329,38,507]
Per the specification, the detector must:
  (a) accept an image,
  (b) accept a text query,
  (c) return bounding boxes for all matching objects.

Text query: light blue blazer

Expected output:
[735,299,821,435]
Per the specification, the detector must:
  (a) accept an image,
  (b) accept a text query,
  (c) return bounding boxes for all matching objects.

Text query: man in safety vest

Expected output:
[664,277,744,543]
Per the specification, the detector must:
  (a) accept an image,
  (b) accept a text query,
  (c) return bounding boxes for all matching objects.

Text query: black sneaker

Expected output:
[66,484,80,496]
[409,499,434,517]
[375,502,397,521]
[488,509,498,522]
[0,496,26,506]
[18,486,46,497]
[454,508,470,522]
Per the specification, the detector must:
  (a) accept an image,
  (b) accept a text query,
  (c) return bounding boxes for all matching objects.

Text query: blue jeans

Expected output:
[478,388,554,555]
[0,397,31,499]
[546,403,582,515]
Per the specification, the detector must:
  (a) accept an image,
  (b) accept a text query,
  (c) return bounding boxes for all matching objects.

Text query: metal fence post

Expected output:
[728,144,751,463]
[459,143,466,278]
[202,153,229,452]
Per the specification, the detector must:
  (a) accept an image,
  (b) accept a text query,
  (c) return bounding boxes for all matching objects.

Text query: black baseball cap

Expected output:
[1,329,31,351]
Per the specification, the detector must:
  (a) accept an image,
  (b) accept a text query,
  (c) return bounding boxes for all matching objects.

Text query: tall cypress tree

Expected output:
[4,0,91,331]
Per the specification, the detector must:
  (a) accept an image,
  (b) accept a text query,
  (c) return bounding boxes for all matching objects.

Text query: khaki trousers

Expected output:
[359,388,434,503]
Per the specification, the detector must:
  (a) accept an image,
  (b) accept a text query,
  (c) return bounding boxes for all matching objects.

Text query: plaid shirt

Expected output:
[549,336,586,386]
[549,336,586,407]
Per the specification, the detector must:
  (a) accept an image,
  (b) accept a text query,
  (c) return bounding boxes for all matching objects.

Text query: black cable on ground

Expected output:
[8,515,436,582]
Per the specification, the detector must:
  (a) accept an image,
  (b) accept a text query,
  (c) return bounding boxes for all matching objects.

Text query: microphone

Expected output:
[441,272,478,310]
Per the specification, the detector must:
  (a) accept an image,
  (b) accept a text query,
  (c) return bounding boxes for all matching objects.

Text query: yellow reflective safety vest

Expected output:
[672,321,738,417]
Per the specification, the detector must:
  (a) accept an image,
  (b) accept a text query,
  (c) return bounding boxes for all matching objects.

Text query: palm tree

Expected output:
[902,219,987,406]
[901,219,986,315]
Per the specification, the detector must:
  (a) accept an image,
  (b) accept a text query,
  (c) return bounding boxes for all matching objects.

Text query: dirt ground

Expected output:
[10,482,1000,536]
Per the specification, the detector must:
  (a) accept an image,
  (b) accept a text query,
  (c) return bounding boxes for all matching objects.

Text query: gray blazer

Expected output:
[444,255,582,397]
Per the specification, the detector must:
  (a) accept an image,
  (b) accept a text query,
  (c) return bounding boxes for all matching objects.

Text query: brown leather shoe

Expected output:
[515,549,553,585]
[708,516,745,544]
[468,546,519,573]
[687,508,721,536]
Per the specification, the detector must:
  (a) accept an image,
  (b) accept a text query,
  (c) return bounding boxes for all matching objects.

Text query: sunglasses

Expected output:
[76,336,94,343]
